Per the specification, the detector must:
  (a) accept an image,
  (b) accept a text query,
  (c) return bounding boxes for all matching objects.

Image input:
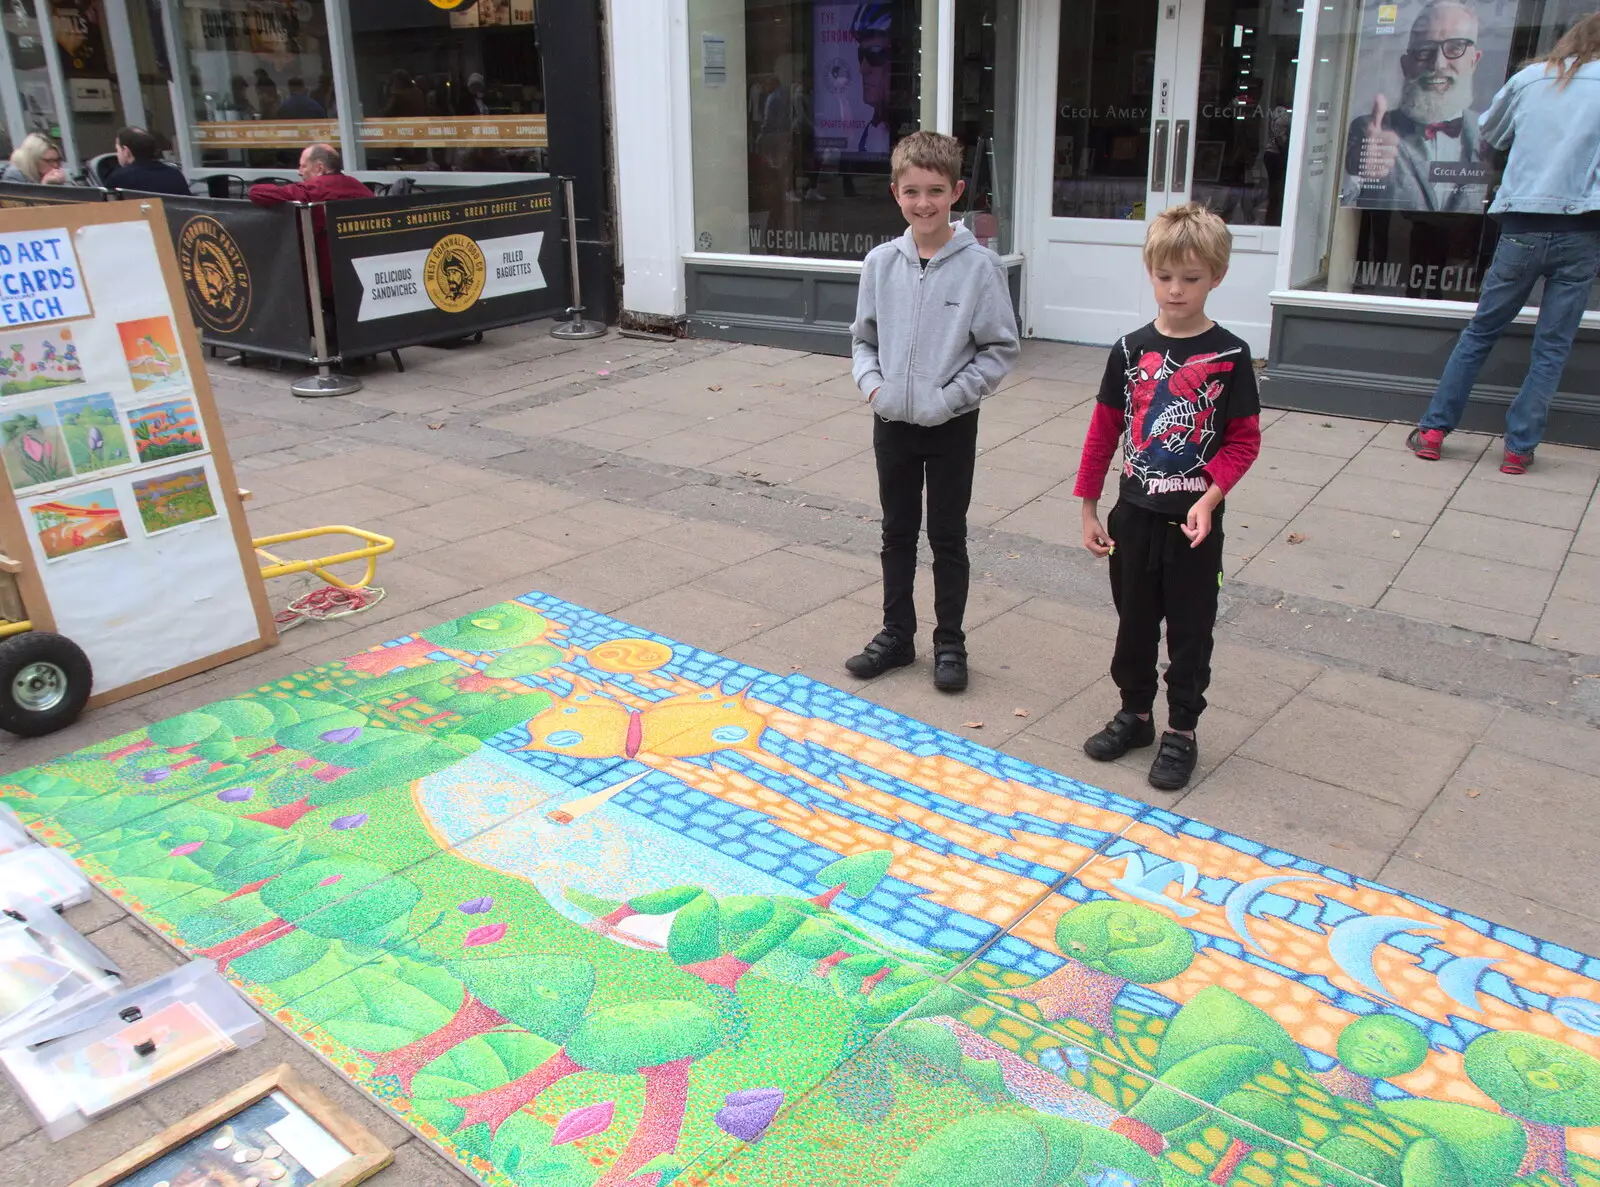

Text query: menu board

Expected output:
[0,202,275,705]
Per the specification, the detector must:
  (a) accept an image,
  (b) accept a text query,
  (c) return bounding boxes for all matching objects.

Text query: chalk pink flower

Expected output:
[462,922,507,948]
[551,1101,615,1145]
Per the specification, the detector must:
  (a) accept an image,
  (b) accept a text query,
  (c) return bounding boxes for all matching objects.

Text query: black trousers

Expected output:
[1106,500,1225,731]
[874,410,979,650]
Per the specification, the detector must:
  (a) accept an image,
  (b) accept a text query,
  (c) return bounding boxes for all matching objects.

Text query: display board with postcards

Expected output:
[0,202,275,711]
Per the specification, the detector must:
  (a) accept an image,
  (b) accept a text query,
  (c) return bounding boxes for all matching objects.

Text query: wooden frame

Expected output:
[70,1063,392,1187]
[0,199,278,709]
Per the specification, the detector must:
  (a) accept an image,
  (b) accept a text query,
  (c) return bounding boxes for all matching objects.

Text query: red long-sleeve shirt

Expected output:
[249,171,373,294]
[1072,323,1262,515]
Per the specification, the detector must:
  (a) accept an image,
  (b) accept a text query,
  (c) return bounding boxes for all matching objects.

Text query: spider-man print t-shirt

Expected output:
[1093,322,1260,516]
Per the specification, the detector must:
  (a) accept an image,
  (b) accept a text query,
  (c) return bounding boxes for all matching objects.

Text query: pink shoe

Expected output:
[1500,449,1534,475]
[1407,427,1444,461]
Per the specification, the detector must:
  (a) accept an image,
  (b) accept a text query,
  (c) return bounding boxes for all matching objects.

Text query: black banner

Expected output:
[325,179,567,358]
[153,195,313,361]
[0,183,109,208]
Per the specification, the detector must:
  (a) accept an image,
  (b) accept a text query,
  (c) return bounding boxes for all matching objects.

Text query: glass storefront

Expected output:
[349,0,546,174]
[1289,0,1599,309]
[181,0,339,170]
[689,0,1017,261]
[3,0,61,142]
[952,0,1017,252]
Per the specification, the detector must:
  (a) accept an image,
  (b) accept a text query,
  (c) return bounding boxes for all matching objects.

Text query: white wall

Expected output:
[608,0,692,319]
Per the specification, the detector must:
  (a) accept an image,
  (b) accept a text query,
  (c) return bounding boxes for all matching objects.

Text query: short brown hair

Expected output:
[1143,202,1232,275]
[891,131,964,186]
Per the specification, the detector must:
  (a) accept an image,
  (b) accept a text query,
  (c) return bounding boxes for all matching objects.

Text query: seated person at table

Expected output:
[105,127,189,195]
[249,143,370,299]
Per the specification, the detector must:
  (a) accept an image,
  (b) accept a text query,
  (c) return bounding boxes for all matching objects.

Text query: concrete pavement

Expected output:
[1,325,1596,1185]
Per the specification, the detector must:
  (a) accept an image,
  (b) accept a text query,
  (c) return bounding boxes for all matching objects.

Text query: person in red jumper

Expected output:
[249,143,371,298]
[1074,203,1262,792]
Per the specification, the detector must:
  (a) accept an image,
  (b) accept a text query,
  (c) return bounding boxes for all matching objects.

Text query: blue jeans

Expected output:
[1419,229,1600,455]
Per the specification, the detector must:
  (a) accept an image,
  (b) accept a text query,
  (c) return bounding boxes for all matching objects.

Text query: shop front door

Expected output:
[1022,0,1300,352]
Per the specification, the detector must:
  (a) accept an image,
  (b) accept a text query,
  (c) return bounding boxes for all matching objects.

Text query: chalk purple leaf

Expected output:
[216,786,255,803]
[714,1088,783,1142]
[463,922,507,948]
[550,1101,615,1145]
[168,841,203,856]
[320,726,362,744]
[457,896,494,915]
[330,813,368,831]
[142,767,171,783]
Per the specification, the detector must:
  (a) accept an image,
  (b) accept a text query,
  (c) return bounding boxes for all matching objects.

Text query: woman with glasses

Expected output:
[2,132,71,185]
[1409,11,1600,475]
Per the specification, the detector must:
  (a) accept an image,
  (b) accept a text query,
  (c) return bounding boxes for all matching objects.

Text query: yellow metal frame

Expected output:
[253,526,395,590]
[0,526,395,639]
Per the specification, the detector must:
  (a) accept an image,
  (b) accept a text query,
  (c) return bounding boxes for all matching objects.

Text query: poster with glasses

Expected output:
[1339,0,1516,212]
[812,1,898,162]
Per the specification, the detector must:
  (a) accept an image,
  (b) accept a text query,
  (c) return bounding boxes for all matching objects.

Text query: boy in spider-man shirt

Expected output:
[1075,203,1262,791]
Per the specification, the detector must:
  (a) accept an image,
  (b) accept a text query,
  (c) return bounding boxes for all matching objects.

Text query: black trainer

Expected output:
[933,648,968,692]
[1148,732,1198,791]
[1083,711,1155,761]
[845,632,915,679]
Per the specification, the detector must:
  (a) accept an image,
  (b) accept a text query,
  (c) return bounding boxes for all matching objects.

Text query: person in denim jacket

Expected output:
[1409,12,1600,475]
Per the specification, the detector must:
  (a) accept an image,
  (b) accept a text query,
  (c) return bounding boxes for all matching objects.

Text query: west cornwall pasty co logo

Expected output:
[177,215,250,333]
[423,233,486,313]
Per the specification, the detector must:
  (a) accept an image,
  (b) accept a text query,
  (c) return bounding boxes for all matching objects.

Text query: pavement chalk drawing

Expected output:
[3,593,1597,1187]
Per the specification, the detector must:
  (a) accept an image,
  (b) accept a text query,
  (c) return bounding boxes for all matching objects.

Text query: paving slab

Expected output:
[1376,586,1542,641]
[1238,696,1471,809]
[1403,744,1600,917]
[1447,477,1592,528]
[1235,539,1399,605]
[1392,546,1559,615]
[1180,755,1418,878]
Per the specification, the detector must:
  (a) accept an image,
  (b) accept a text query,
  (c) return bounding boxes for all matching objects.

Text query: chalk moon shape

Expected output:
[1434,954,1499,1014]
[1326,914,1441,998]
[1222,873,1330,955]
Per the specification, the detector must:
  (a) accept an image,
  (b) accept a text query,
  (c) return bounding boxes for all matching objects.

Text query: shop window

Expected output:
[5,0,63,141]
[348,0,545,174]
[689,0,929,260]
[181,0,339,170]
[1191,0,1301,227]
[952,0,1018,252]
[1290,0,1599,309]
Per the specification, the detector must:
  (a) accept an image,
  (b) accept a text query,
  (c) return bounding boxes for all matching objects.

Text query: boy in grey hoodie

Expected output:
[846,131,1020,692]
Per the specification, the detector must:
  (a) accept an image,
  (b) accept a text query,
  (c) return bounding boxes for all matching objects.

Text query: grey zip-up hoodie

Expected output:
[851,225,1020,427]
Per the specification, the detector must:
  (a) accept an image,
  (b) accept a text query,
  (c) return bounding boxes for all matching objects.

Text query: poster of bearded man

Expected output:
[1339,0,1513,212]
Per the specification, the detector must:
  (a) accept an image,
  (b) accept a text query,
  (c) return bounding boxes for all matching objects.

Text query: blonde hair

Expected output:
[890,131,964,186]
[1537,11,1600,88]
[9,133,60,183]
[1143,203,1232,275]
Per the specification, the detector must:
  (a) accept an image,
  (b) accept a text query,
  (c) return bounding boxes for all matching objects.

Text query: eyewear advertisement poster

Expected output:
[0,203,274,704]
[812,0,896,161]
[1340,0,1516,212]
[325,179,566,358]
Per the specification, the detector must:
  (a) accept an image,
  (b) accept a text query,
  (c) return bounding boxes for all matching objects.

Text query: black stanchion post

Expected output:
[550,177,606,341]
[290,203,362,398]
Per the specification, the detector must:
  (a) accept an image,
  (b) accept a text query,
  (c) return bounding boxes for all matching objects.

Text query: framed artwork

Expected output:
[1193,140,1225,183]
[71,1063,391,1187]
